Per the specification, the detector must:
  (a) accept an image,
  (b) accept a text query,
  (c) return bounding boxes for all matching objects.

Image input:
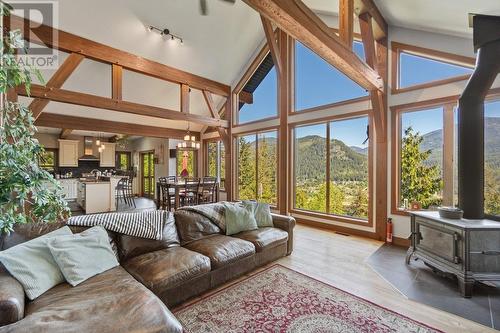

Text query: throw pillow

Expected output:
[242,200,273,228]
[254,203,273,227]
[0,226,73,300]
[225,203,258,236]
[47,226,119,286]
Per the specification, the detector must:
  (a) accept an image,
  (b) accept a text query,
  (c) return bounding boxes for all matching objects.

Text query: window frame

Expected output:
[234,126,280,208]
[292,38,370,114]
[39,148,58,171]
[290,111,373,226]
[391,41,475,95]
[176,148,198,177]
[204,138,226,191]
[484,97,500,222]
[391,96,459,217]
[233,43,279,127]
[115,151,132,172]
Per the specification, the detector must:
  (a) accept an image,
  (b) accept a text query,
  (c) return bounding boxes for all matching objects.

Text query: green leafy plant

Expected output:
[400,126,443,208]
[1,3,70,234]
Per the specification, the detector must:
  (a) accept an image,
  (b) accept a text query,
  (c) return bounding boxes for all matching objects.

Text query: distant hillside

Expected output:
[350,146,369,155]
[418,116,500,167]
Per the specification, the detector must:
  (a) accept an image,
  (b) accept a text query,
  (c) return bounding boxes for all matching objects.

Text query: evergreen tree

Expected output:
[329,182,345,215]
[400,127,442,208]
[237,137,256,200]
[348,184,368,218]
[485,163,500,215]
[257,136,277,205]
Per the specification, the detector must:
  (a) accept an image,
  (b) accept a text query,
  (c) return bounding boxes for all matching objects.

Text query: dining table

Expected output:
[155,180,219,210]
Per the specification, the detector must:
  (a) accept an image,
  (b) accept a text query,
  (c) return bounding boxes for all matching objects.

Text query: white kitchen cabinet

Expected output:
[79,182,111,214]
[99,142,116,167]
[58,140,79,167]
[59,179,77,200]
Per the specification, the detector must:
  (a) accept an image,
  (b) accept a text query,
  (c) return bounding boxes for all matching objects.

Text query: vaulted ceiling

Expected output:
[29,0,499,137]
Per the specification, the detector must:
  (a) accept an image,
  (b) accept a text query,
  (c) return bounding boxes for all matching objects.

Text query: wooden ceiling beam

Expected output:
[260,15,283,78]
[59,128,73,139]
[180,84,190,113]
[18,84,229,128]
[30,52,84,120]
[242,0,384,92]
[202,90,229,144]
[239,90,253,104]
[9,15,230,97]
[353,0,387,40]
[36,113,197,140]
[339,0,354,49]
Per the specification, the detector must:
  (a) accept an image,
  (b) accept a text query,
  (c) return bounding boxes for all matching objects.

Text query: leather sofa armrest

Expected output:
[0,267,25,327]
[271,214,296,255]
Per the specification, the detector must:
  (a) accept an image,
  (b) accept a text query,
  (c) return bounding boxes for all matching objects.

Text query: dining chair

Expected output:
[179,177,200,207]
[199,177,217,204]
[160,182,175,211]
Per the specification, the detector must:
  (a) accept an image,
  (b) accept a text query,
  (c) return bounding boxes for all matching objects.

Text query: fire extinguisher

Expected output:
[386,218,393,244]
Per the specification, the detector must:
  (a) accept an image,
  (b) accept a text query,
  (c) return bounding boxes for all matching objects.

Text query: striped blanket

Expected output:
[68,210,168,240]
[178,202,228,231]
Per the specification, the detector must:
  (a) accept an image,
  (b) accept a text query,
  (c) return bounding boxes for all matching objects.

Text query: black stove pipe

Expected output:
[458,15,500,219]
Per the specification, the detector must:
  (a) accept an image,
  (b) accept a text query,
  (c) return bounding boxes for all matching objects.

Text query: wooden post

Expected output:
[339,0,354,49]
[278,29,291,215]
[112,64,123,100]
[224,95,233,201]
[181,84,190,113]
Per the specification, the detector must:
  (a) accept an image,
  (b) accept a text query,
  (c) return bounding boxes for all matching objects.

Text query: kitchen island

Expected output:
[75,176,127,214]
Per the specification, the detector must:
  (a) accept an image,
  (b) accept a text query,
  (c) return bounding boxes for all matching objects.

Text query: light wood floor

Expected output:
[178,224,495,333]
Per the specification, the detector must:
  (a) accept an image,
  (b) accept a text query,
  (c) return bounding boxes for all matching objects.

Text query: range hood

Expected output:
[78,137,99,161]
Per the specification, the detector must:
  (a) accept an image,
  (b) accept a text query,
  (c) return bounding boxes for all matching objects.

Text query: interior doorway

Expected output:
[140,150,155,198]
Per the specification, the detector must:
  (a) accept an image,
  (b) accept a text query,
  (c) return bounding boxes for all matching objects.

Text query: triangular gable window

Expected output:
[399,52,473,88]
[295,41,368,112]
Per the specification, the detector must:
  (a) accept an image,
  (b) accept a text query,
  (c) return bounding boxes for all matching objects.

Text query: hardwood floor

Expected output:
[177,224,496,333]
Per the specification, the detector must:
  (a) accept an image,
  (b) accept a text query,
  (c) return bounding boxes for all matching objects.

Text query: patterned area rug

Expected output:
[174,265,443,333]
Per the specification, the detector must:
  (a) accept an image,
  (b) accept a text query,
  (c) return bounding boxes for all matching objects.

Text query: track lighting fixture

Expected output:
[148,25,183,44]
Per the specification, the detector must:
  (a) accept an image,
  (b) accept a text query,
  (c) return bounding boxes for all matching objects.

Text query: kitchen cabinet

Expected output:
[58,140,79,167]
[59,179,78,200]
[99,142,116,167]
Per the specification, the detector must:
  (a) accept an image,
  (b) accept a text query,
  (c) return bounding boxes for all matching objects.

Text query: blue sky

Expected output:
[400,53,472,88]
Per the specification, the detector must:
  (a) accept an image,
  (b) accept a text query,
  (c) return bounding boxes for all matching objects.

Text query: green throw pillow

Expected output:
[242,200,273,228]
[0,226,73,300]
[47,226,119,286]
[225,203,258,235]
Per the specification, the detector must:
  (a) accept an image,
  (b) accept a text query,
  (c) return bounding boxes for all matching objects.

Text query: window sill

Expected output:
[290,209,371,227]
[391,74,471,95]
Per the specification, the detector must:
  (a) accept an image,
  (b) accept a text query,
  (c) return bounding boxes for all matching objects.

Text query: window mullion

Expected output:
[326,122,331,214]
[443,103,455,206]
[255,134,259,200]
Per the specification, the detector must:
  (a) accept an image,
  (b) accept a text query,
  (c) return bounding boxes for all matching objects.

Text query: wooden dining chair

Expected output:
[160,182,175,211]
[199,177,217,204]
[179,177,200,207]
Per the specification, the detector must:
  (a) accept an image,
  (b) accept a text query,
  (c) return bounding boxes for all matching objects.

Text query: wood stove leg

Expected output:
[458,276,474,298]
[405,248,414,265]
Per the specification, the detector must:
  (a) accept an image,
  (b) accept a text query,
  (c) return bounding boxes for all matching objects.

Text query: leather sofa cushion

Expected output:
[185,235,255,269]
[174,210,222,245]
[0,266,182,333]
[124,247,210,293]
[233,227,288,252]
[118,213,180,261]
[1,221,67,250]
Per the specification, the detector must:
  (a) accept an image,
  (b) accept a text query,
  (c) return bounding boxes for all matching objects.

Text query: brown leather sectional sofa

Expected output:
[0,210,295,333]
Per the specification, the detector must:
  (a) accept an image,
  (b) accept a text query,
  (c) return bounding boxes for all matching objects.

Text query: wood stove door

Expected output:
[415,218,463,267]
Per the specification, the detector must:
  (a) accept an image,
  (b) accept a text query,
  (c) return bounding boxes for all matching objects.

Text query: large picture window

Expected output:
[39,148,57,173]
[295,41,368,111]
[293,115,370,221]
[485,99,500,218]
[206,140,226,190]
[236,130,278,205]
